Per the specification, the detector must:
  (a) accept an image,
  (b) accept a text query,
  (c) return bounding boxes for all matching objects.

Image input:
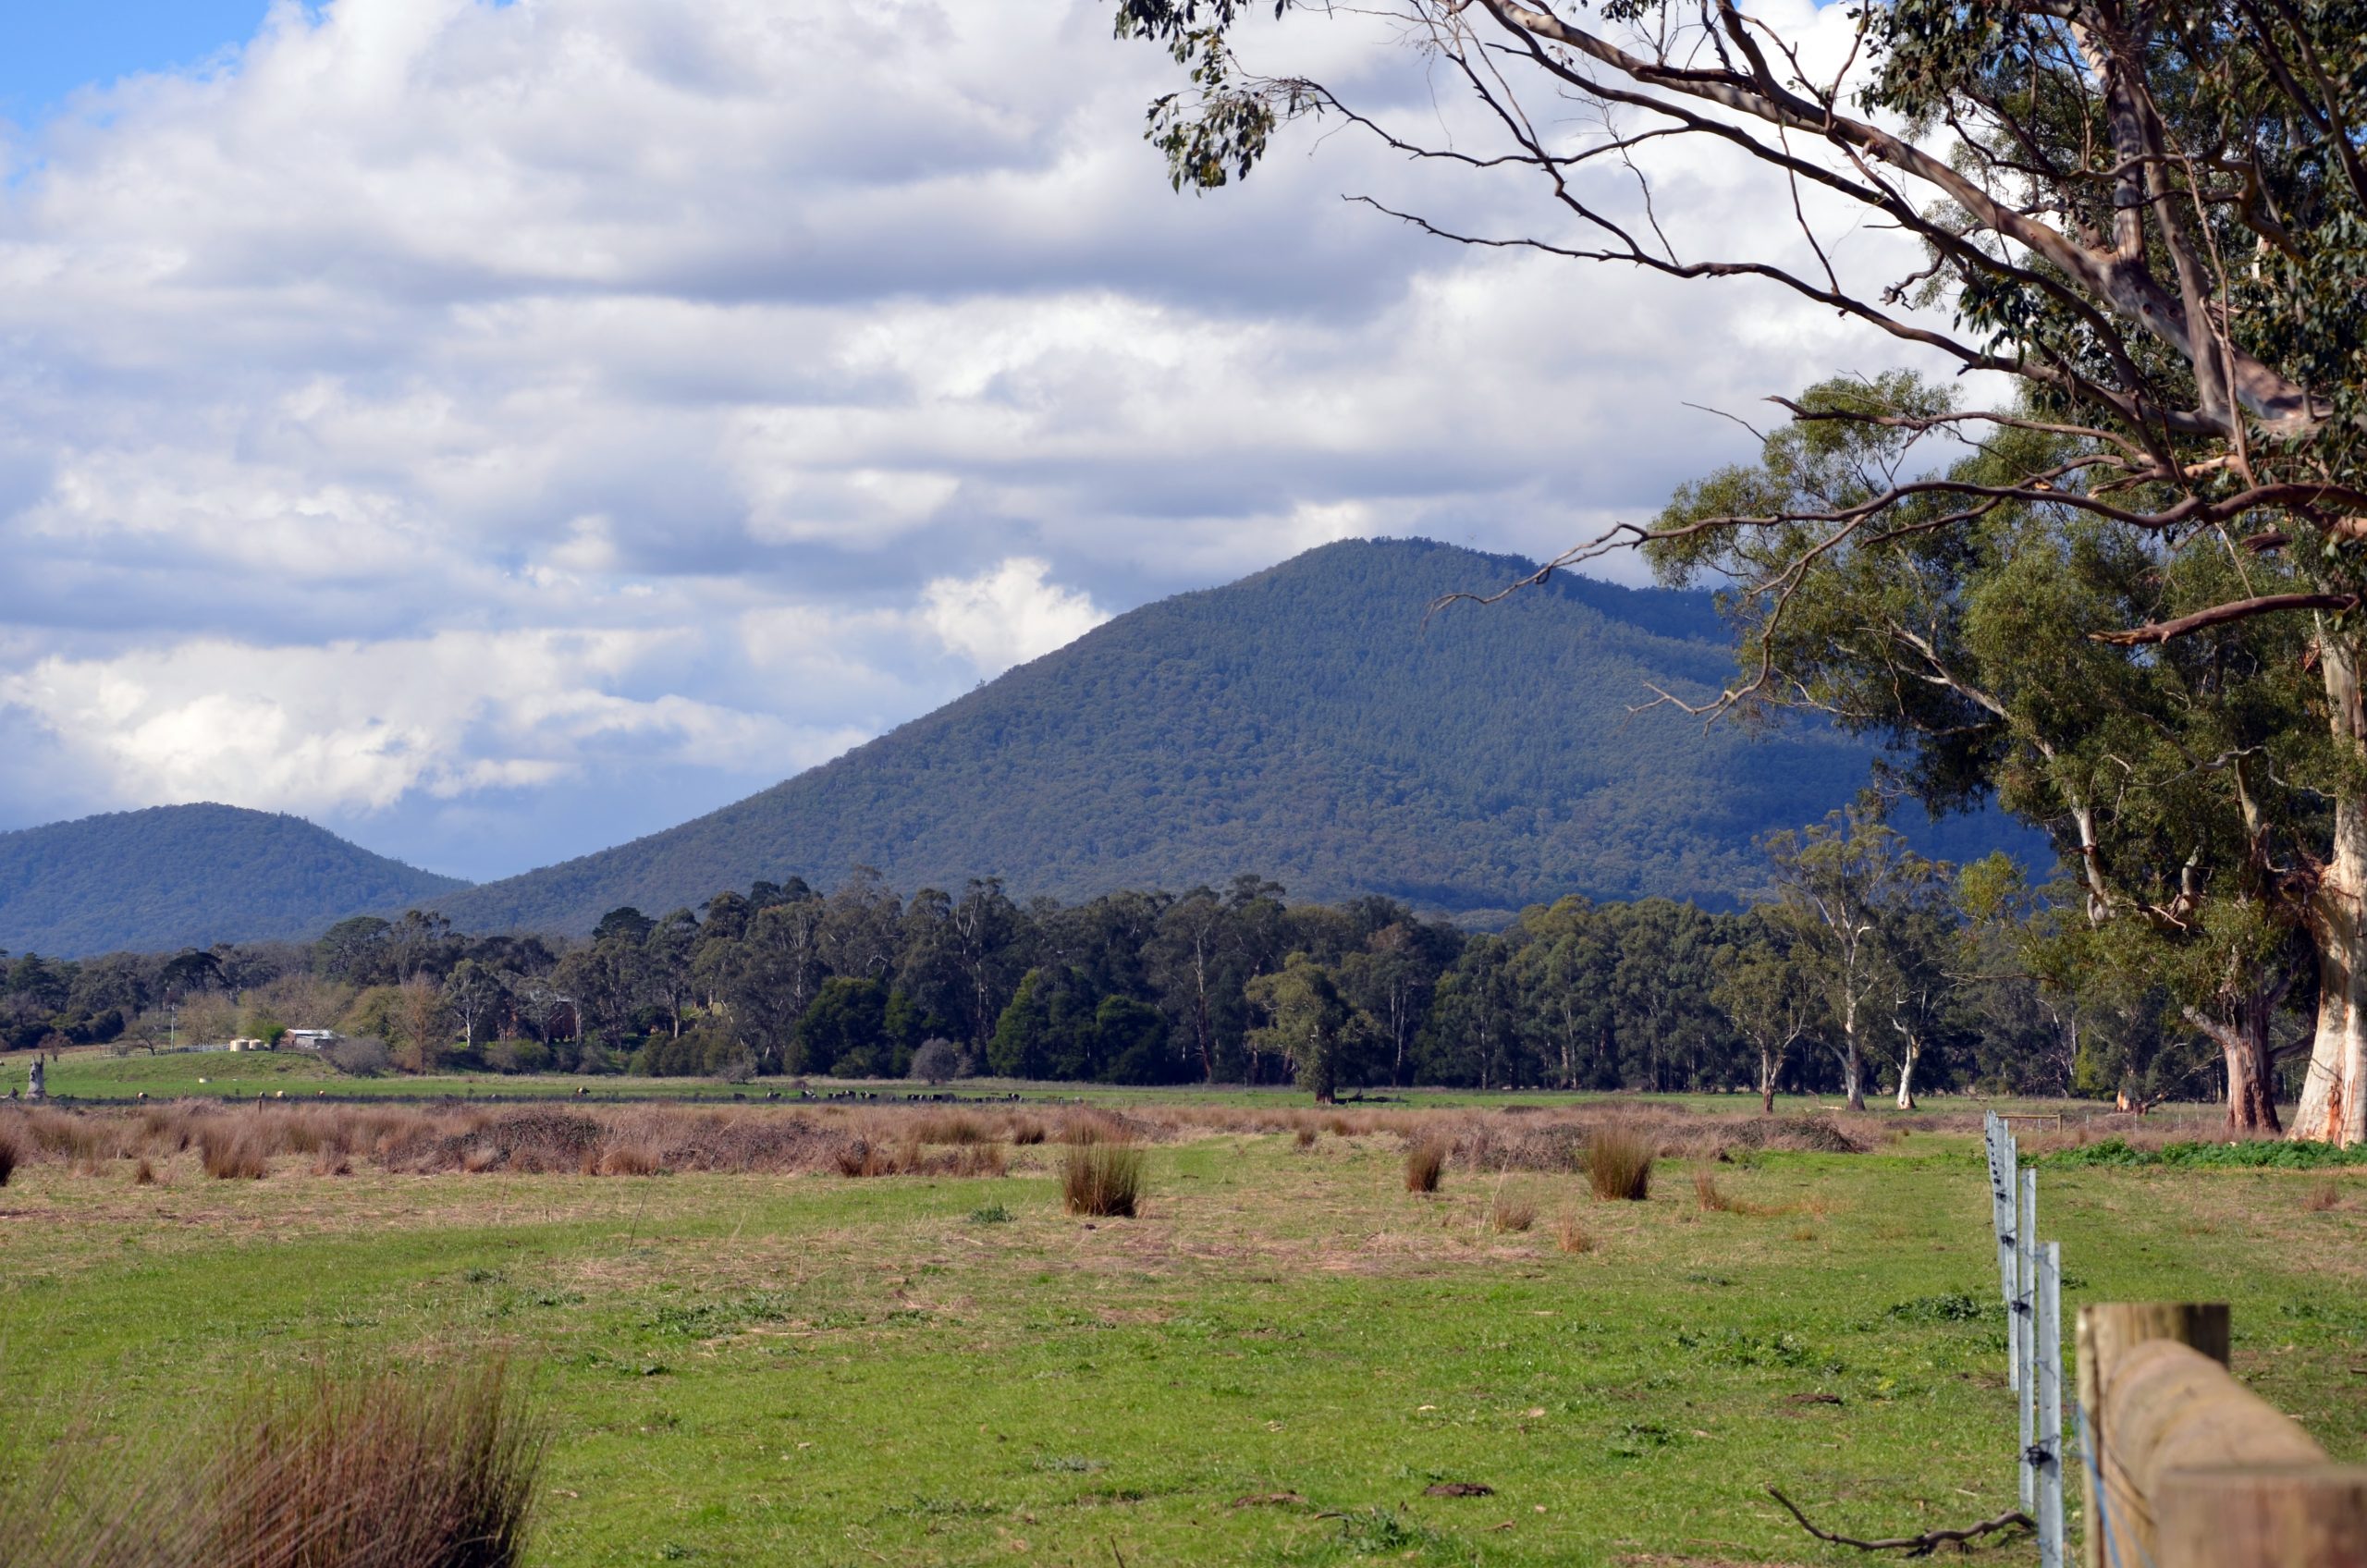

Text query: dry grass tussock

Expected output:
[1553,1214,1594,1254]
[1586,1125,1654,1202]
[1404,1136,1448,1194]
[1061,1140,1144,1217]
[1692,1169,1732,1212]
[0,1101,1060,1182]
[2307,1178,2343,1212]
[0,1121,20,1187]
[1486,1192,1538,1233]
[0,1358,543,1568]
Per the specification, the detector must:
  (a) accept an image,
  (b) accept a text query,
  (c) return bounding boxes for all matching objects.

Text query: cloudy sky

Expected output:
[0,0,1925,882]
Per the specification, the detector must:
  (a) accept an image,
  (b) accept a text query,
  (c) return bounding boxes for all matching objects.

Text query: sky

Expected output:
[0,0,1934,883]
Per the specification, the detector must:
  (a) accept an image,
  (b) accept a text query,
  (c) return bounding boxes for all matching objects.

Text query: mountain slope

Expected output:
[0,804,468,957]
[433,537,2017,935]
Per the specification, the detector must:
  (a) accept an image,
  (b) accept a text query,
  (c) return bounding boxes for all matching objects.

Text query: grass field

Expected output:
[2,1098,2358,1566]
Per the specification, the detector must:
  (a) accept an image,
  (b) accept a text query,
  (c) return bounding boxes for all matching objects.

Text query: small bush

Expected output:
[1586,1126,1653,1202]
[1488,1194,1538,1233]
[1692,1170,1732,1212]
[1554,1215,1593,1254]
[1061,1141,1144,1218]
[910,1038,963,1086]
[1404,1137,1448,1194]
[324,1036,393,1077]
[969,1202,1012,1224]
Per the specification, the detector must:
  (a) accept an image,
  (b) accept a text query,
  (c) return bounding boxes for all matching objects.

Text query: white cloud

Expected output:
[921,557,1110,672]
[0,0,1952,874]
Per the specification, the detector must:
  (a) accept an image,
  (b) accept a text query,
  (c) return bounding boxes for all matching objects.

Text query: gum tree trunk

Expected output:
[1895,1032,1919,1110]
[2185,999,2282,1135]
[2296,631,2367,1145]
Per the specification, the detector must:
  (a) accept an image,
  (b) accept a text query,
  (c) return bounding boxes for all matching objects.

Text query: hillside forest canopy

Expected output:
[1106,0,2367,1140]
[0,809,2305,1119]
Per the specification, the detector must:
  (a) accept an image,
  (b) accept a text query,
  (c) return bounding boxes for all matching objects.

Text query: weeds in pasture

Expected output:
[1488,1193,1538,1233]
[1061,1140,1144,1218]
[1587,1126,1653,1201]
[1554,1214,1594,1254]
[968,1202,1012,1224]
[1693,1169,1732,1212]
[2307,1178,2343,1212]
[1404,1137,1448,1194]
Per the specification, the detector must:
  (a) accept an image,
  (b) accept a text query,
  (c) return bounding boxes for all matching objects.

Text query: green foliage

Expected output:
[0,804,462,958]
[428,541,2012,935]
[2042,1136,2367,1170]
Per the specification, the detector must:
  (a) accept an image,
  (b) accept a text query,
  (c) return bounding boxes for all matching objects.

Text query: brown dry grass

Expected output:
[1693,1169,1732,1212]
[1487,1193,1538,1233]
[1553,1214,1594,1254]
[1587,1125,1654,1201]
[1061,1141,1144,1217]
[0,1359,542,1568]
[2307,1178,2343,1212]
[1404,1136,1448,1194]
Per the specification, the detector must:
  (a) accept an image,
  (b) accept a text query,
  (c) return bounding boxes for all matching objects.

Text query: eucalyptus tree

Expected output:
[1712,925,1822,1112]
[1110,0,2367,1136]
[1652,376,2325,1129]
[1762,806,1951,1109]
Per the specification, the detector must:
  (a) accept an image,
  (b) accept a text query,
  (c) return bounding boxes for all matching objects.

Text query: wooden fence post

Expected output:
[2154,1464,2367,1568]
[2078,1305,2230,1568]
[2080,1308,2352,1568]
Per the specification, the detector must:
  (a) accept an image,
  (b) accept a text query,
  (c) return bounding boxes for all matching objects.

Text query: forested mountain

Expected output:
[0,804,466,958]
[434,538,2019,936]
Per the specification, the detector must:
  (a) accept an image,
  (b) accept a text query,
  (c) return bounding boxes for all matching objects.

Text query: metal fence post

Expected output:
[2037,1241,2065,1567]
[2019,1164,2039,1513]
[1986,1113,2019,1389]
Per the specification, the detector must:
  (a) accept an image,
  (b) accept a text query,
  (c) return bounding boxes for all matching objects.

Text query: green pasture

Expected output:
[3,1118,2359,1565]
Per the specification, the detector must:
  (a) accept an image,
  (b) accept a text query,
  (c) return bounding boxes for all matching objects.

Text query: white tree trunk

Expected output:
[1895,1035,1919,1110]
[2296,631,2367,1145]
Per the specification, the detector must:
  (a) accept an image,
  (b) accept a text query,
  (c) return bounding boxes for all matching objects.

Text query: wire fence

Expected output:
[1985,1109,2066,1567]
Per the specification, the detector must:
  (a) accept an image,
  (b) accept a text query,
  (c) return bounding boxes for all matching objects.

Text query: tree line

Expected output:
[1,812,2290,1114]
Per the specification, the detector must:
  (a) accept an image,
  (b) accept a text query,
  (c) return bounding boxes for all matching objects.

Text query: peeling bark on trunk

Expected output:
[2297,631,2367,1145]
[1759,1050,1779,1115]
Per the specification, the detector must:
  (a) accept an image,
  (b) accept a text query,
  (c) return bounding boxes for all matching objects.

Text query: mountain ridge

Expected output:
[0,803,468,958]
[425,537,2016,934]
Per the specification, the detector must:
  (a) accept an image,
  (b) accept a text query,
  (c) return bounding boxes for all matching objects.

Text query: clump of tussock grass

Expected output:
[595,1138,664,1177]
[1010,1117,1048,1146]
[1586,1125,1653,1202]
[1404,1136,1449,1194]
[0,1121,23,1187]
[1553,1215,1594,1254]
[2307,1178,2343,1212]
[199,1124,271,1181]
[1693,1169,1733,1212]
[132,1157,158,1187]
[0,1359,545,1568]
[1061,1140,1144,1218]
[1487,1193,1538,1233]
[1294,1125,1318,1149]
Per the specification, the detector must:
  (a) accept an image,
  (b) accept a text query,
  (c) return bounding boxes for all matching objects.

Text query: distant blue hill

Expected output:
[0,804,466,958]
[428,537,2041,936]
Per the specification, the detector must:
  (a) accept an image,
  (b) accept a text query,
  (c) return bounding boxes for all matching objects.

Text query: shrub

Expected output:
[1061,1141,1144,1218]
[1554,1215,1594,1255]
[1692,1170,1732,1212]
[324,1036,392,1078]
[969,1202,1012,1224]
[1586,1126,1653,1201]
[911,1038,963,1085]
[1488,1194,1538,1233]
[1404,1137,1448,1194]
